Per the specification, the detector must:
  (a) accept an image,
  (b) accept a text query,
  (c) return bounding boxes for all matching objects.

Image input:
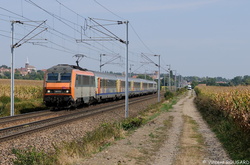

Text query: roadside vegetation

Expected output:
[11,88,187,165]
[194,86,250,161]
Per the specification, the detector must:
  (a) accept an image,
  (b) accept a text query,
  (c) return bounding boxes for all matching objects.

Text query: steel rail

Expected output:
[0,94,159,142]
[0,110,51,124]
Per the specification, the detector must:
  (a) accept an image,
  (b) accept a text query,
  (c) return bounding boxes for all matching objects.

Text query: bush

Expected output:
[176,88,187,95]
[12,147,56,165]
[122,117,144,130]
[164,91,174,100]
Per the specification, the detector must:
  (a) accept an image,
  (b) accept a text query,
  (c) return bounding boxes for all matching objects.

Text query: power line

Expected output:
[0,1,156,74]
[93,0,125,21]
[1,3,120,60]
[55,0,86,20]
[54,0,126,53]
[91,0,156,55]
[130,24,155,54]
[28,0,126,58]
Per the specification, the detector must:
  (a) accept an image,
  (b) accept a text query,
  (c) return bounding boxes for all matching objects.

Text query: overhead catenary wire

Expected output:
[54,0,126,51]
[93,0,125,21]
[0,1,162,74]
[92,0,156,55]
[13,20,47,48]
[56,1,144,62]
[26,0,125,53]
[0,4,120,61]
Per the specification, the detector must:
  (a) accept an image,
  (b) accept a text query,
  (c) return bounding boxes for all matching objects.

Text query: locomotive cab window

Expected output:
[60,73,71,82]
[47,73,59,81]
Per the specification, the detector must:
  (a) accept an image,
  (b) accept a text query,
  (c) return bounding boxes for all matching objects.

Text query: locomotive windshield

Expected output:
[47,72,71,82]
[47,73,59,81]
[60,73,71,81]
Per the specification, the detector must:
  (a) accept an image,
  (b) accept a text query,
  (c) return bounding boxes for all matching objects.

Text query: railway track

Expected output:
[0,110,59,129]
[0,95,147,129]
[0,94,159,143]
[0,110,51,124]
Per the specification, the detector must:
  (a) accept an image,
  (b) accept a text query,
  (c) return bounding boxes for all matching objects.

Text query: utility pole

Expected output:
[163,74,166,91]
[144,69,148,79]
[125,21,129,118]
[129,64,134,77]
[10,20,46,116]
[180,75,182,88]
[10,21,15,116]
[154,55,160,102]
[77,18,129,118]
[100,54,105,72]
[173,70,177,92]
[167,65,171,91]
[100,54,121,72]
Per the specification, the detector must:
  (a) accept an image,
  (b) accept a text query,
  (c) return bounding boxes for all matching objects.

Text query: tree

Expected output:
[0,65,10,69]
[206,78,217,86]
[242,75,250,85]
[137,74,153,80]
[3,72,11,79]
[230,76,242,86]
[191,80,199,88]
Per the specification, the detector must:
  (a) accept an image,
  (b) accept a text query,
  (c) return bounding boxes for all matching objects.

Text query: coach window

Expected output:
[121,81,125,88]
[135,82,140,89]
[107,80,115,88]
[100,79,104,88]
[149,83,153,88]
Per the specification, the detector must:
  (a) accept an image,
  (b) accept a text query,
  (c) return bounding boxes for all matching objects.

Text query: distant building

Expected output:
[0,67,11,73]
[216,81,227,84]
[17,58,37,76]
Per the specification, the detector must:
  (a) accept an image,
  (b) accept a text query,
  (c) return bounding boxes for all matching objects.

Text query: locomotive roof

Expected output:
[47,64,87,72]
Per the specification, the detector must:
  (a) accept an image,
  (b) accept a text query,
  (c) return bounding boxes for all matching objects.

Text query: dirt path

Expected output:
[76,91,231,165]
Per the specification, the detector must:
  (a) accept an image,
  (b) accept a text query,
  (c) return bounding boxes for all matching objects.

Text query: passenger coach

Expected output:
[43,64,157,108]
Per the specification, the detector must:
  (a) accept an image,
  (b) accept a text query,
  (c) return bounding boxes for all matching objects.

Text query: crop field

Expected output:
[0,79,44,116]
[195,85,250,132]
[0,79,43,100]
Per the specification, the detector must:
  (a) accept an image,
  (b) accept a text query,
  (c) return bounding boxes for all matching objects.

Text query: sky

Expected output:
[0,0,250,79]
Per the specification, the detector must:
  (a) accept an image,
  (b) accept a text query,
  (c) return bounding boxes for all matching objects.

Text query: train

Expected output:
[43,64,157,108]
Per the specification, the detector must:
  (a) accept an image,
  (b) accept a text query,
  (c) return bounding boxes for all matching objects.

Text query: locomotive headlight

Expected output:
[66,90,70,93]
[47,90,51,93]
